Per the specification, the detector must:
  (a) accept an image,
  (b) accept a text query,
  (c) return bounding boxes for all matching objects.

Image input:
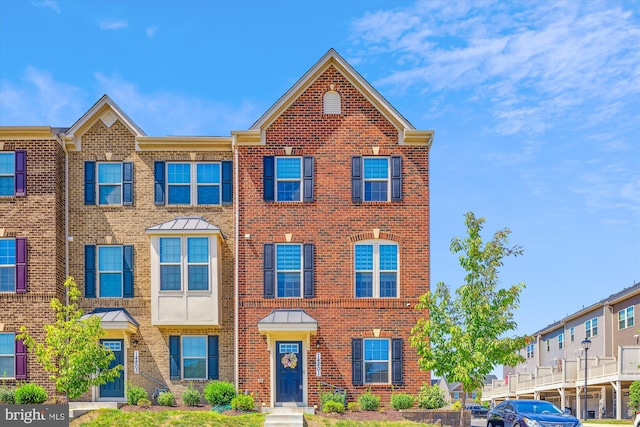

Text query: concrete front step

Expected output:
[68,401,124,419]
[264,413,306,427]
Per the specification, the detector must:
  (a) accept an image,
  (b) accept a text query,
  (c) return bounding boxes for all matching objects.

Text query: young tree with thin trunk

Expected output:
[411,212,529,424]
[17,277,123,402]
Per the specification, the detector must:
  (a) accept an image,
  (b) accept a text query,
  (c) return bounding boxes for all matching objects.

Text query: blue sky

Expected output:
[1,1,638,344]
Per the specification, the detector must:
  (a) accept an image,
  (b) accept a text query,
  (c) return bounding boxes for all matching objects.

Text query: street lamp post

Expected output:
[581,337,592,420]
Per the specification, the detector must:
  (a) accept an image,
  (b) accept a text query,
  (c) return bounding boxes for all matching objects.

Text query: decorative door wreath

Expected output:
[281,352,298,369]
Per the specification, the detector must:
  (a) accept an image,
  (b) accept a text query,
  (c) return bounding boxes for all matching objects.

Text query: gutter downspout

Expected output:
[233,136,239,390]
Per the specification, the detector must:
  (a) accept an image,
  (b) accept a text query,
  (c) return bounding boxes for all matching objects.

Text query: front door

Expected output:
[100,339,124,398]
[276,341,303,403]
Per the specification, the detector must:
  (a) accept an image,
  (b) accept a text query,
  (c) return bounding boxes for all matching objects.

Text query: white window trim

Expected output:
[0,238,16,293]
[363,338,391,385]
[354,240,399,298]
[159,237,211,293]
[275,157,303,202]
[182,335,207,380]
[0,152,15,197]
[97,245,124,298]
[97,162,123,206]
[363,157,391,202]
[570,327,575,342]
[619,306,634,330]
[275,243,303,298]
[0,332,15,379]
[166,162,221,206]
[586,317,598,338]
[558,333,564,349]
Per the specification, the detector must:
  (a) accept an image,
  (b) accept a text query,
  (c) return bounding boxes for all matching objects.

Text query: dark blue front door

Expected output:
[100,339,124,398]
[276,341,303,402]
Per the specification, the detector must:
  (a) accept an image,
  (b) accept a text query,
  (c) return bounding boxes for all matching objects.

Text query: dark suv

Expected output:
[467,405,489,418]
[487,399,581,427]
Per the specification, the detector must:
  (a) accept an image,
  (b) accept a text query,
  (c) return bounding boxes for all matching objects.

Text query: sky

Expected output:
[1,0,639,360]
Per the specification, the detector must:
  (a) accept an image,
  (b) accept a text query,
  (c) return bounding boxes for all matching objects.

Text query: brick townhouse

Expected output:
[0,49,433,407]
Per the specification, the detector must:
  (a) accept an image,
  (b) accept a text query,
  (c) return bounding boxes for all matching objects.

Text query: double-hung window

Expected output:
[154,161,232,206]
[160,237,210,291]
[355,241,398,298]
[169,335,218,380]
[0,151,26,197]
[586,317,598,338]
[570,327,575,341]
[98,246,123,297]
[263,243,314,298]
[558,333,564,349]
[526,343,534,358]
[0,333,14,378]
[619,307,634,330]
[351,156,401,202]
[84,245,133,298]
[0,238,27,294]
[546,339,550,351]
[352,338,402,385]
[263,156,314,202]
[84,161,133,205]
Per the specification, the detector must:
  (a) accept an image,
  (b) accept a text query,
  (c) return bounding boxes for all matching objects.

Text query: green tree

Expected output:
[411,212,529,423]
[17,277,123,401]
[629,380,640,411]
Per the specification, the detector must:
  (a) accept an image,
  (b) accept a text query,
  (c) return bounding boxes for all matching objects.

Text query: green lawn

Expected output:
[70,409,265,427]
[71,409,430,427]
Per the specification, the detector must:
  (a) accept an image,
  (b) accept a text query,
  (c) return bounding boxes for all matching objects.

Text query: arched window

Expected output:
[323,91,341,114]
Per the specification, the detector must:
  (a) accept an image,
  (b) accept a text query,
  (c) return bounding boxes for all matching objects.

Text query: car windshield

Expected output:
[515,402,562,414]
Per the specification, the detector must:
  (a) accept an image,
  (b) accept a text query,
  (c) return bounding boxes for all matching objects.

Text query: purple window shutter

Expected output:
[16,237,27,293]
[15,150,26,196]
[15,338,27,379]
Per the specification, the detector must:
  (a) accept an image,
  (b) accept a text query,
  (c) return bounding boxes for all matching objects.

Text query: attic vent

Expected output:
[101,111,118,128]
[323,91,341,114]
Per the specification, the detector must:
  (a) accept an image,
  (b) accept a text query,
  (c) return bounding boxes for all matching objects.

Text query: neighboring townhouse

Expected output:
[62,96,236,401]
[483,282,640,420]
[234,49,432,408]
[435,375,496,404]
[0,127,67,397]
[0,49,433,408]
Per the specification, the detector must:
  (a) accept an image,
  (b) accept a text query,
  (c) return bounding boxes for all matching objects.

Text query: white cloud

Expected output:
[146,26,158,38]
[32,0,60,13]
[98,20,128,30]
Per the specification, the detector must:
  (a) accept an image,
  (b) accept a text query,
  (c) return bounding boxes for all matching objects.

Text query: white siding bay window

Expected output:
[147,217,223,326]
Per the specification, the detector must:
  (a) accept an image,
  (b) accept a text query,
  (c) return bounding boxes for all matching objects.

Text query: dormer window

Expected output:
[323,91,341,114]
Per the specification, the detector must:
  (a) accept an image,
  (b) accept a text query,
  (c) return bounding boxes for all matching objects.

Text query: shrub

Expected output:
[157,391,175,406]
[630,381,640,411]
[323,400,345,413]
[15,383,47,404]
[0,387,15,404]
[126,382,148,405]
[391,393,415,410]
[204,380,236,406]
[417,383,446,409]
[182,382,202,407]
[320,391,346,406]
[358,391,380,411]
[137,398,151,408]
[452,400,462,410]
[231,393,255,411]
[347,401,360,412]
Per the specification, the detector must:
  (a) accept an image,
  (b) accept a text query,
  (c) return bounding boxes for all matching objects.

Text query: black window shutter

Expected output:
[208,336,219,380]
[263,244,275,298]
[391,156,402,201]
[352,338,363,385]
[15,237,27,294]
[154,161,165,205]
[122,162,133,205]
[15,337,27,379]
[303,156,314,202]
[84,161,96,205]
[221,161,232,204]
[303,243,314,298]
[84,245,96,298]
[392,338,403,384]
[169,336,181,380]
[263,156,274,202]
[14,150,26,197]
[123,245,134,298]
[351,156,362,202]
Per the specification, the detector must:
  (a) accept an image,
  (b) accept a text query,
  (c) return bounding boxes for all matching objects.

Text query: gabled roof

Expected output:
[257,309,318,333]
[235,49,433,147]
[81,307,139,333]
[61,94,145,151]
[146,216,224,237]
